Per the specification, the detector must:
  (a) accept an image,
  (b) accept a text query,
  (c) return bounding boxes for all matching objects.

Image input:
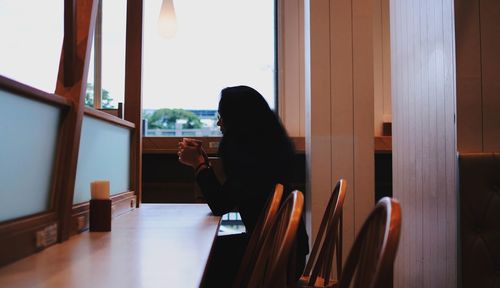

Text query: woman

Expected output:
[178,85,309,287]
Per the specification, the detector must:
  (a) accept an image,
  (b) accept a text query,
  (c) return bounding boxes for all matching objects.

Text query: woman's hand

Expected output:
[178,138,206,169]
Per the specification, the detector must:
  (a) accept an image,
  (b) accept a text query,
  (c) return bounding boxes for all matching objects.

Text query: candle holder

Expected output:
[89,199,112,232]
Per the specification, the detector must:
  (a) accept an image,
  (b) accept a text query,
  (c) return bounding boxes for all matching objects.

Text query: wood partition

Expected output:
[305,0,375,265]
[455,0,500,152]
[0,76,71,266]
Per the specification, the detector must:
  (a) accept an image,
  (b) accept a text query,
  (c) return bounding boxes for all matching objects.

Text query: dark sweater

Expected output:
[196,166,310,259]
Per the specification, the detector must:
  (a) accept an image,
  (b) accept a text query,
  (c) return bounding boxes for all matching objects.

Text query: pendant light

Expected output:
[158,0,177,38]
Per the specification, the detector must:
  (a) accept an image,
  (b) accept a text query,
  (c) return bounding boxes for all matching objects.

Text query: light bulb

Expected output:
[158,0,177,38]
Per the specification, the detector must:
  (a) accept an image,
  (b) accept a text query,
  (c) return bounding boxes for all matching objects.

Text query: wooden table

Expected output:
[0,204,221,288]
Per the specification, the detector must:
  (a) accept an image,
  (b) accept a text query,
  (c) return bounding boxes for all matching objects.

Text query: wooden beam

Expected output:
[84,107,135,129]
[56,0,99,241]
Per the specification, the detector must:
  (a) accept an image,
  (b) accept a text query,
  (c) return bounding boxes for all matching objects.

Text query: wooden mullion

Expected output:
[56,0,100,241]
[124,0,144,207]
[93,0,103,109]
[64,0,76,86]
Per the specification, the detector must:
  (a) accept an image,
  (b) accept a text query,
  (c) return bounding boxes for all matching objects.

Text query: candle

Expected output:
[89,180,112,232]
[91,180,110,200]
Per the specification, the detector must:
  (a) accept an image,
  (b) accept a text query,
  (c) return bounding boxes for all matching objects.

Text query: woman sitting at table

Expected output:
[178,85,309,287]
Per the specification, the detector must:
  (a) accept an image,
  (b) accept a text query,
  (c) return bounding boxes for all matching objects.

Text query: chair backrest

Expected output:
[302,179,347,287]
[338,197,401,288]
[233,183,284,288]
[246,190,305,288]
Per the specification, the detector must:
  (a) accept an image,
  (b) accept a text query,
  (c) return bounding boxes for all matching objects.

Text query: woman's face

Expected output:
[216,112,225,134]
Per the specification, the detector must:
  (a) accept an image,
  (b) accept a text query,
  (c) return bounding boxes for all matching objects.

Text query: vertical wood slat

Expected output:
[373,0,383,136]
[279,0,306,137]
[374,0,392,137]
[390,2,402,285]
[306,0,374,267]
[93,0,103,109]
[391,0,457,287]
[306,0,334,251]
[124,0,143,207]
[381,0,392,122]
[330,0,356,260]
[443,0,458,284]
[56,0,99,241]
[352,0,375,238]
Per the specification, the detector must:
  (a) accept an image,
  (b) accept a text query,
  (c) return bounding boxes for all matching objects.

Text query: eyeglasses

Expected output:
[216,112,222,121]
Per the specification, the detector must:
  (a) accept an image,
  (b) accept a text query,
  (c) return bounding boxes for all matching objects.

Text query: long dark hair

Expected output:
[217,85,295,182]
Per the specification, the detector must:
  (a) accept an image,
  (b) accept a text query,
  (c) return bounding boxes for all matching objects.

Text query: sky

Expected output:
[0,0,63,92]
[0,0,275,111]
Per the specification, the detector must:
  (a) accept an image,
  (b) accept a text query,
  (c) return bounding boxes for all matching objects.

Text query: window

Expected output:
[0,0,63,93]
[143,0,276,136]
[86,0,127,109]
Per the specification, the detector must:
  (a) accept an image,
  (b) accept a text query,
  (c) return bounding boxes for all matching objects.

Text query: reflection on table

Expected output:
[0,204,221,288]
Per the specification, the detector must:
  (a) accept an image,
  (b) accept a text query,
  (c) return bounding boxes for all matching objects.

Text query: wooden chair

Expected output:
[232,183,284,287]
[298,179,348,288]
[337,197,401,288]
[245,190,305,288]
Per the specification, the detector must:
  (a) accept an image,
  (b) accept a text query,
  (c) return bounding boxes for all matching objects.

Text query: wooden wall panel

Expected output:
[480,0,500,151]
[455,0,483,151]
[390,0,458,287]
[456,0,500,152]
[305,0,374,263]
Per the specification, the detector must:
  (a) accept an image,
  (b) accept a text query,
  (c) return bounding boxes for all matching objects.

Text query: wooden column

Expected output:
[390,0,457,286]
[124,0,143,207]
